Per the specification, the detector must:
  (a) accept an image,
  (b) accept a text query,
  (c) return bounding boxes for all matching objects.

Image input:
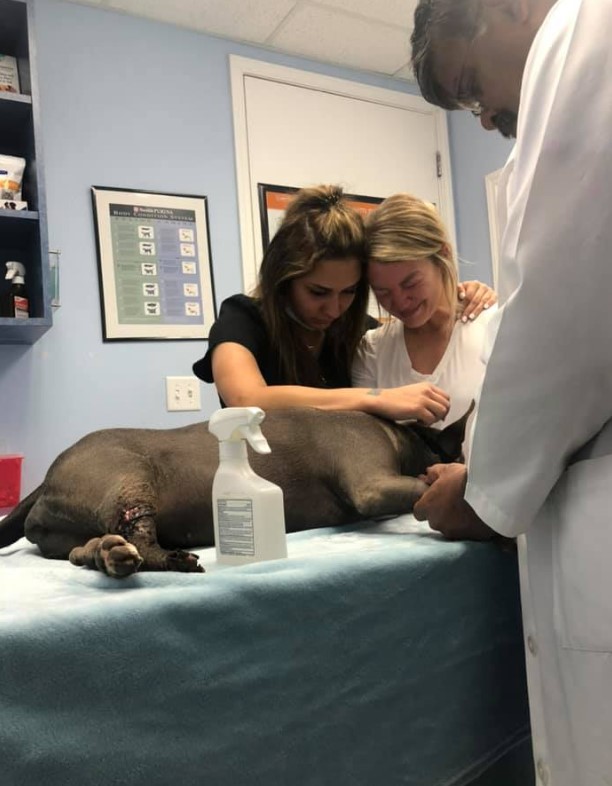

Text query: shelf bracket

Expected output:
[49,248,61,309]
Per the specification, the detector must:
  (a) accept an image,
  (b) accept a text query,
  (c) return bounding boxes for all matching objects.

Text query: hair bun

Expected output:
[321,189,342,210]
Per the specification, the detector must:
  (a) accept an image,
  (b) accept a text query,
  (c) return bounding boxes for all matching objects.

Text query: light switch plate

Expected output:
[165,376,201,411]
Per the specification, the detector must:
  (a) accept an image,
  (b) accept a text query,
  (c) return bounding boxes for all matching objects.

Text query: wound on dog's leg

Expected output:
[114,507,204,574]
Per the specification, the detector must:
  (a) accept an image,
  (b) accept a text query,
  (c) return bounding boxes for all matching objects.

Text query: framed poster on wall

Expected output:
[257,183,384,250]
[91,186,216,341]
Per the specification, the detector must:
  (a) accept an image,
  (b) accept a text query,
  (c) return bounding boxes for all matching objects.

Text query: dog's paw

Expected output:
[98,535,143,578]
[69,535,143,578]
[166,550,205,573]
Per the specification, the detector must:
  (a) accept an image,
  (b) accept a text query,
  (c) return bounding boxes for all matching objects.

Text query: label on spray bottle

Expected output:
[217,498,255,556]
[14,295,28,319]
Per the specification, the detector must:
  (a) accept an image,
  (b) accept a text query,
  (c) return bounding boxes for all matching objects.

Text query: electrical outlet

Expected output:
[165,376,201,412]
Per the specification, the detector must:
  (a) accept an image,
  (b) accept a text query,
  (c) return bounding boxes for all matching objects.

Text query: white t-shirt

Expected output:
[352,311,496,456]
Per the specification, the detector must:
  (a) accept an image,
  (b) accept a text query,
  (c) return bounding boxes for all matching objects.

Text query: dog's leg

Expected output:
[115,507,204,574]
[69,535,143,578]
[69,505,204,578]
[348,476,429,520]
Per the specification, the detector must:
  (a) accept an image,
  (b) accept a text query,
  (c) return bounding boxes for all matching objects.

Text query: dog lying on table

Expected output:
[0,406,471,578]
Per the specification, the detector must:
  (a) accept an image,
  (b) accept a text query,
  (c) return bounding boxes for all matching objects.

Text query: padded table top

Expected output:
[0,515,530,786]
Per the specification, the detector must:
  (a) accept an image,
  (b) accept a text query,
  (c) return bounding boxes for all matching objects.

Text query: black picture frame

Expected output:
[257,183,384,250]
[91,186,217,341]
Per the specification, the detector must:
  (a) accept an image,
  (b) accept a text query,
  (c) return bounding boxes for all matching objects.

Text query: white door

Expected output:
[231,56,455,294]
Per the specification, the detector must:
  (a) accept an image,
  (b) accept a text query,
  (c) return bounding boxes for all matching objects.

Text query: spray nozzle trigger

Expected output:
[5,261,26,282]
[208,406,272,454]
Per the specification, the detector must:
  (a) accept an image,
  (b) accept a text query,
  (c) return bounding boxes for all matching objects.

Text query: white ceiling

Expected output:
[62,0,419,80]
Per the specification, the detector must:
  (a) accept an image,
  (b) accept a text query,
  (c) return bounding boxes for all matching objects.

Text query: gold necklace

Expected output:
[299,325,323,347]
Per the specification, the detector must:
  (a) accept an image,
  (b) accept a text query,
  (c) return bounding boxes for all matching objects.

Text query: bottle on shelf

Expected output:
[0,261,29,319]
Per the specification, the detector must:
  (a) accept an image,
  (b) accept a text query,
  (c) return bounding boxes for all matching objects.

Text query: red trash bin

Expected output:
[0,454,23,512]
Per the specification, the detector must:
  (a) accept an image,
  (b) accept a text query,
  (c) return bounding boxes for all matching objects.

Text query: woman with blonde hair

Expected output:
[353,193,496,446]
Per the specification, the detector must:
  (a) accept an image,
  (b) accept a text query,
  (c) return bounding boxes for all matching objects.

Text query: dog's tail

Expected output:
[0,485,42,547]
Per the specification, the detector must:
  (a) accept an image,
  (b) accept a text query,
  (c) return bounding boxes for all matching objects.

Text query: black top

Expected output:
[193,294,378,403]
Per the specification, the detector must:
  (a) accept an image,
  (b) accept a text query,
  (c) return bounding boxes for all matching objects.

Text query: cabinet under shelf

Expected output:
[0,0,52,345]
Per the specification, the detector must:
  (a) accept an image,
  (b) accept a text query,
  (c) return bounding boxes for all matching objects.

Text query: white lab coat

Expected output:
[464,0,612,783]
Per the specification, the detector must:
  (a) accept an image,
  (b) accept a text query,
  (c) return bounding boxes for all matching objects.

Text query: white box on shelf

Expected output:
[0,54,20,93]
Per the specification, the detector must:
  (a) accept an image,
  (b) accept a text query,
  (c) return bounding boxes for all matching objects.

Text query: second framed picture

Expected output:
[91,186,217,341]
[257,183,383,250]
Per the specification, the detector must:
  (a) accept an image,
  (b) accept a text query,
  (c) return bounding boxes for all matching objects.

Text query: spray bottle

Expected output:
[209,407,288,566]
[0,261,28,319]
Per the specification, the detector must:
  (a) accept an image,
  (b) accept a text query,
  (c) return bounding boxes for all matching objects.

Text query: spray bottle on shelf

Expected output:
[208,406,288,566]
[0,261,29,319]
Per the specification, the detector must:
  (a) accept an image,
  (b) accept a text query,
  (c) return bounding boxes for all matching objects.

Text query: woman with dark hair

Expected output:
[193,184,489,424]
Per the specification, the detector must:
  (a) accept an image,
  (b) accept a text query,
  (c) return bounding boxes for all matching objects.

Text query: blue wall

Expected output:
[449,112,513,283]
[0,0,511,494]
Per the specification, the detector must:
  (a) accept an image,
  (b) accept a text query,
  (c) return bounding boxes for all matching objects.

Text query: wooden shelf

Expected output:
[0,316,50,344]
[0,208,38,219]
[0,90,31,106]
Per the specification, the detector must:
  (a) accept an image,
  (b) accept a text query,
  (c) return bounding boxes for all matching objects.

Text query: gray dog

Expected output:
[0,407,470,578]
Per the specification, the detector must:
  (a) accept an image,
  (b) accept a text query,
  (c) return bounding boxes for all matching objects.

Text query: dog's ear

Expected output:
[437,400,475,461]
[412,400,475,464]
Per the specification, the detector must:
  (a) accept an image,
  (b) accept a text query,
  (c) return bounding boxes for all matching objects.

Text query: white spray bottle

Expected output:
[208,407,288,566]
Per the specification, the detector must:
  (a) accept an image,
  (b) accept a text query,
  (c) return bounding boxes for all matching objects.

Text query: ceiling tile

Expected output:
[271,4,410,74]
[312,0,419,29]
[105,0,297,42]
[61,0,420,78]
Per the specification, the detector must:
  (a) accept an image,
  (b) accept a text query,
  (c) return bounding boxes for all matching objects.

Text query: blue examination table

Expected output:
[0,515,534,786]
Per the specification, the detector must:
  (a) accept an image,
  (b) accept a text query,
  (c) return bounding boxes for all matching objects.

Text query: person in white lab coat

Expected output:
[409,1,612,784]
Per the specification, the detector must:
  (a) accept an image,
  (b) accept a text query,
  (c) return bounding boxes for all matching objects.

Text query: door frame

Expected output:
[230,55,456,292]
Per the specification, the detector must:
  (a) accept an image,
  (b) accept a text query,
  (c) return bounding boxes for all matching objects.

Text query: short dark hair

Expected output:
[411,0,482,110]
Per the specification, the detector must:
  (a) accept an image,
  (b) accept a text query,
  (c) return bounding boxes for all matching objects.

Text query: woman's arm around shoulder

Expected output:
[457,280,497,322]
